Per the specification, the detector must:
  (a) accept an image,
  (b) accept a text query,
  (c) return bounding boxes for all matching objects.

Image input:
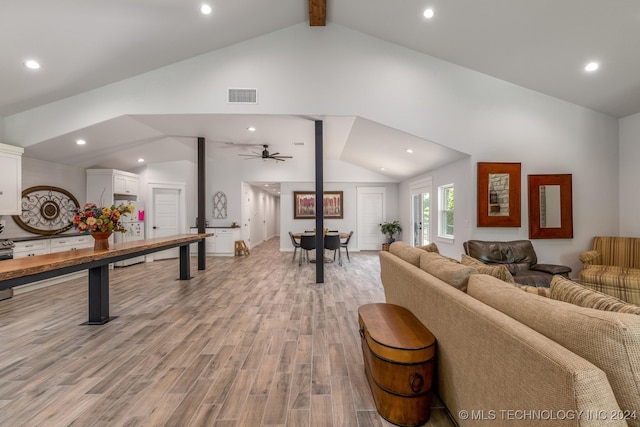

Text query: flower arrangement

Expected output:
[73,202,135,233]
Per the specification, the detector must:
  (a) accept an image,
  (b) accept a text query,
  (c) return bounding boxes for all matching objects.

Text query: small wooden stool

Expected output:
[234,240,250,256]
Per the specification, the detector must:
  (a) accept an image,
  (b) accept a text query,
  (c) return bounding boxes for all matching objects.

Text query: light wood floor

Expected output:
[0,237,455,427]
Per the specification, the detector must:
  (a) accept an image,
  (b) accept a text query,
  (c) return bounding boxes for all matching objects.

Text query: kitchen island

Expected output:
[0,233,212,324]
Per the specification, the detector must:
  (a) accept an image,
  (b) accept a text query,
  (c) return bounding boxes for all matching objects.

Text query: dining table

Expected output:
[292,232,349,263]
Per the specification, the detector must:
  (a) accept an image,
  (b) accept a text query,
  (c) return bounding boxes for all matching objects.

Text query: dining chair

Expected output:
[324,234,342,266]
[288,231,301,264]
[341,231,354,262]
[299,234,316,266]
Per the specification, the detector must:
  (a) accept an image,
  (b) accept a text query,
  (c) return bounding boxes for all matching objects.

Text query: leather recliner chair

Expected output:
[463,240,571,288]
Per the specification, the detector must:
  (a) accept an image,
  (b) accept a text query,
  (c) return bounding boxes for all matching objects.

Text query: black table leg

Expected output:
[197,239,206,271]
[87,264,114,325]
[179,244,191,280]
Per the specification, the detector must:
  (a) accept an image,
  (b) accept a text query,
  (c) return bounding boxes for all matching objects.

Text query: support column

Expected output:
[197,136,206,271]
[314,120,324,284]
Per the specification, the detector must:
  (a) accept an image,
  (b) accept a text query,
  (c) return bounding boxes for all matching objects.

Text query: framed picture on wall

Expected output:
[477,162,521,227]
[294,191,343,219]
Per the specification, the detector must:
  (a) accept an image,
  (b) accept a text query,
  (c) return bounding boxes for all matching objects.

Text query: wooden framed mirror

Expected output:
[527,174,573,239]
[477,162,521,227]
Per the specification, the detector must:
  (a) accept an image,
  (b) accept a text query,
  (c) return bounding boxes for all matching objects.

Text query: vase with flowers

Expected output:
[73,202,135,250]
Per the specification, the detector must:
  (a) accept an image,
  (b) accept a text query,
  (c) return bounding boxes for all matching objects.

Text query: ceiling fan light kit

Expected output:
[238,144,292,162]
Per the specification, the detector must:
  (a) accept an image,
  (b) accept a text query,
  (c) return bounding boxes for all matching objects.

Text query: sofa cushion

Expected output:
[468,274,640,424]
[389,241,422,267]
[551,275,640,315]
[460,254,515,283]
[514,283,551,297]
[420,252,476,292]
[592,236,640,269]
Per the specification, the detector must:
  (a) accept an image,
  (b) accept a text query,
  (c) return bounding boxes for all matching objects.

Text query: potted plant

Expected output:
[380,220,402,244]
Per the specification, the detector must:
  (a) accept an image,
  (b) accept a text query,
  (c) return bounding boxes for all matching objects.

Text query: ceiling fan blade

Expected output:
[270,152,280,156]
[272,155,292,159]
[238,154,260,157]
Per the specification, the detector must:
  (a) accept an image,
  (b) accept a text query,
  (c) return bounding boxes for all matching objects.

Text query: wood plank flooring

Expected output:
[0,237,455,427]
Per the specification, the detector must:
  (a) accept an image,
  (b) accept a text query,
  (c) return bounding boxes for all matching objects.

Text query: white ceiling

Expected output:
[4,0,640,181]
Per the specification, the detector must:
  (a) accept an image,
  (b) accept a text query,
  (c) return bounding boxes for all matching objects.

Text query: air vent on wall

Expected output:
[228,88,258,104]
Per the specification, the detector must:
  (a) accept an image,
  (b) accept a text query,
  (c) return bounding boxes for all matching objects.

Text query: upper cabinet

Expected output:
[0,143,24,215]
[113,173,139,196]
[86,169,140,205]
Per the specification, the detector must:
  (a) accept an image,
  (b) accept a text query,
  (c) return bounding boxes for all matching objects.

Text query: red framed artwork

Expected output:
[294,191,343,219]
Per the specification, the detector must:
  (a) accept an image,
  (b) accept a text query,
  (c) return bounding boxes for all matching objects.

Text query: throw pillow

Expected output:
[461,254,515,284]
[514,284,551,298]
[417,242,439,253]
[420,251,476,292]
[550,275,640,315]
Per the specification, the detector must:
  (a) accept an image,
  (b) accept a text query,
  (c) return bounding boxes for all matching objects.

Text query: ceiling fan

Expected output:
[238,144,292,162]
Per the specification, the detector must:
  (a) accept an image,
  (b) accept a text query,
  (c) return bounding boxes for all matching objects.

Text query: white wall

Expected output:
[1,157,86,238]
[3,23,623,272]
[399,157,472,260]
[280,181,398,252]
[619,112,640,236]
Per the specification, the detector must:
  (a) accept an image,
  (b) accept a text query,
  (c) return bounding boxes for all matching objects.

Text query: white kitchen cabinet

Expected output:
[13,240,50,258]
[189,227,240,256]
[0,143,24,215]
[12,235,93,295]
[86,169,139,205]
[113,173,139,196]
[214,229,237,255]
[49,235,93,252]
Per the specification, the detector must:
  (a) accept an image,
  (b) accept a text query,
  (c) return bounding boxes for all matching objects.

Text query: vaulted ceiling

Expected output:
[3,0,639,180]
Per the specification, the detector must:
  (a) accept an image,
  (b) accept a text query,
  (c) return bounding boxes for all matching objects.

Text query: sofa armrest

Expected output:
[530,263,571,276]
[579,250,601,265]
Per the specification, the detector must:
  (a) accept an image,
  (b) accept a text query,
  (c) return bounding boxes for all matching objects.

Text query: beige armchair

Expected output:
[579,236,640,305]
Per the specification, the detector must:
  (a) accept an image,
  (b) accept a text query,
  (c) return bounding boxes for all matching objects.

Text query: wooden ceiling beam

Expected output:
[309,0,326,26]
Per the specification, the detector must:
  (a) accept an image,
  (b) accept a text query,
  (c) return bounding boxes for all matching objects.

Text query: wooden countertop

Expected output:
[0,233,212,283]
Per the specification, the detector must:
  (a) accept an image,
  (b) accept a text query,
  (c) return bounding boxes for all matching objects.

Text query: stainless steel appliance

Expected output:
[0,239,14,261]
[0,238,15,300]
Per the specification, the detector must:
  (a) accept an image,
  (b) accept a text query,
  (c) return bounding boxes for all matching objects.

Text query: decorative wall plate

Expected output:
[12,186,81,235]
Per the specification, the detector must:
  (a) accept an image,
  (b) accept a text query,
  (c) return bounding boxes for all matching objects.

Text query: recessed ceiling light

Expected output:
[200,4,212,15]
[406,148,414,154]
[24,59,41,70]
[76,139,86,145]
[264,184,269,187]
[380,167,386,171]
[423,8,435,19]
[247,126,256,132]
[137,158,144,163]
[585,62,599,72]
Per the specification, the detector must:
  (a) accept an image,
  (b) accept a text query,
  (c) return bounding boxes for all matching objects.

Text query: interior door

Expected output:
[357,187,386,250]
[152,188,180,260]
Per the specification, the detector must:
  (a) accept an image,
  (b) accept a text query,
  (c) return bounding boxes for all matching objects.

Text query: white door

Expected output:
[152,188,180,260]
[357,187,386,250]
[242,189,251,249]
